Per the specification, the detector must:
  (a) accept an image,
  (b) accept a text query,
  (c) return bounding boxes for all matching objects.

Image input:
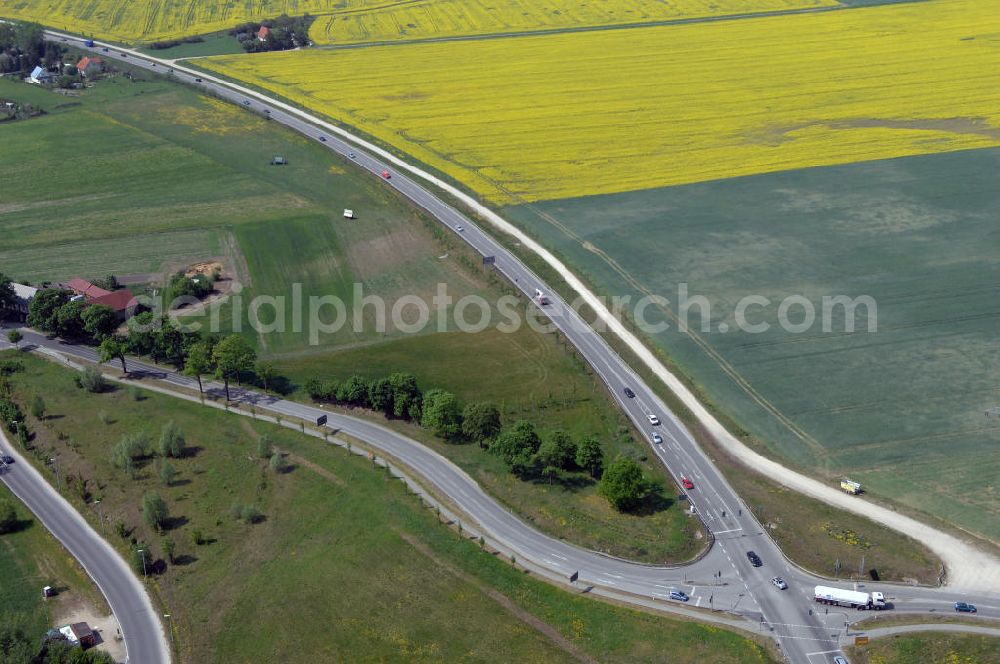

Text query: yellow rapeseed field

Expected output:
[0,0,372,44]
[0,0,835,45]
[309,0,838,45]
[202,0,1000,204]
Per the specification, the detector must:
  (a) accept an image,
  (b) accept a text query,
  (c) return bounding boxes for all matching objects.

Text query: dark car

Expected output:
[624,387,636,398]
[194,77,203,82]
[955,602,977,613]
[747,551,762,567]
[319,136,327,142]
[1,454,14,464]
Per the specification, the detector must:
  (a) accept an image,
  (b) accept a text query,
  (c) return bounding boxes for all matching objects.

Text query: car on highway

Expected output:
[770,577,788,590]
[151,63,156,67]
[242,100,251,106]
[623,387,635,398]
[651,432,663,444]
[669,590,689,602]
[194,77,202,82]
[833,657,848,664]
[1,454,13,464]
[647,413,660,425]
[102,48,109,52]
[348,152,357,159]
[455,225,465,232]
[121,53,127,57]
[319,136,327,142]
[954,601,977,613]
[681,477,694,490]
[747,551,762,567]
[382,170,392,179]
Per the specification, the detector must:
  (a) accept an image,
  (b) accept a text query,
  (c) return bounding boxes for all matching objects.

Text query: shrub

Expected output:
[0,498,17,534]
[158,421,185,458]
[142,492,169,532]
[256,433,273,459]
[269,453,286,473]
[598,457,649,512]
[80,365,107,393]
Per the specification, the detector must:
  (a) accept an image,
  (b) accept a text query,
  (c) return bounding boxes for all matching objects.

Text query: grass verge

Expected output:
[2,351,777,663]
[846,631,1000,664]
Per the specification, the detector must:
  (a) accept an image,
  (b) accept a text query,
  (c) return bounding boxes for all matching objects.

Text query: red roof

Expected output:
[257,26,270,40]
[76,56,103,72]
[89,289,138,313]
[67,278,111,299]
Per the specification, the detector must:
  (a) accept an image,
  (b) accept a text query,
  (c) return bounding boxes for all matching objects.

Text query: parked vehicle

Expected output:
[840,479,862,495]
[747,551,762,567]
[771,577,788,590]
[954,602,977,613]
[814,585,886,610]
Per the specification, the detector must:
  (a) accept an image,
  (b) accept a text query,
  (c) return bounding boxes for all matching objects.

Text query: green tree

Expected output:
[462,402,502,447]
[27,288,70,333]
[367,377,393,413]
[30,394,45,420]
[6,329,23,349]
[536,430,576,470]
[421,389,463,440]
[212,335,256,400]
[158,420,185,458]
[337,374,369,406]
[99,335,129,374]
[0,273,15,321]
[154,322,187,367]
[489,420,540,475]
[142,491,169,532]
[256,433,273,459]
[183,341,213,395]
[575,436,604,478]
[81,304,118,341]
[388,373,421,419]
[0,497,17,534]
[55,299,87,339]
[126,311,158,356]
[256,361,276,392]
[159,461,177,487]
[598,457,649,512]
[162,537,176,564]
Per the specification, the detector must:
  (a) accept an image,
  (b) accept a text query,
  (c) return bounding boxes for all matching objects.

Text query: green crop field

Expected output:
[1,353,777,664]
[504,147,1000,544]
[847,632,1000,664]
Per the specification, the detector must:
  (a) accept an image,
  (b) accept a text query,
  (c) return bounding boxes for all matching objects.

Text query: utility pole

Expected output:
[137,548,147,580]
[164,614,175,651]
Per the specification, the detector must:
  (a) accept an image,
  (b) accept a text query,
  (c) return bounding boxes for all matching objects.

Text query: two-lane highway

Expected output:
[16,31,1000,663]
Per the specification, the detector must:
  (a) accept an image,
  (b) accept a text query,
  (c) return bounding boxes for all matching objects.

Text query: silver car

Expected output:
[770,577,788,590]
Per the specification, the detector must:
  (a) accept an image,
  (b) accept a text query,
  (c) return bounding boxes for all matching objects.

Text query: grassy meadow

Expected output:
[505,147,1000,544]
[846,632,1000,664]
[2,352,777,664]
[202,0,1000,204]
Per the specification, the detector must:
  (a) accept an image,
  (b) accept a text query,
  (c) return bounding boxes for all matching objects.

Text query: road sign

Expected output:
[316,414,328,426]
[854,636,869,646]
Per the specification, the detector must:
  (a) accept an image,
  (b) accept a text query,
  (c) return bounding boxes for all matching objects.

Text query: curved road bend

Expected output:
[17,32,1000,662]
[0,429,170,664]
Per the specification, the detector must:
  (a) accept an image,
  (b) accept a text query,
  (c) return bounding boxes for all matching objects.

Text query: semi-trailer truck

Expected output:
[814,585,886,610]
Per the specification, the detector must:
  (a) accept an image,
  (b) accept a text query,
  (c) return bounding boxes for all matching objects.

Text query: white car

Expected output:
[770,577,788,590]
[651,432,663,444]
[647,414,660,425]
[455,225,465,232]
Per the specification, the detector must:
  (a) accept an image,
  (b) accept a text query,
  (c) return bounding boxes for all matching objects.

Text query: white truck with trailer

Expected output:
[814,585,886,610]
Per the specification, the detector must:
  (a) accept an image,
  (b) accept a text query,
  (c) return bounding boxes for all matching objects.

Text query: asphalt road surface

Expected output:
[13,31,1000,664]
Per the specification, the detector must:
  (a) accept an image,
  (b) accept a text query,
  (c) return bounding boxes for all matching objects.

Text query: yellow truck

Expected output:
[840,479,862,495]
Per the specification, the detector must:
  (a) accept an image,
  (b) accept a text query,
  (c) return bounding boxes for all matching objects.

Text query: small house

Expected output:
[28,66,56,85]
[58,622,96,649]
[76,57,105,78]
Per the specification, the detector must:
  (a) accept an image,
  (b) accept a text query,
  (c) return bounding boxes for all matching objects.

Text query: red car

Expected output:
[381,170,391,179]
[681,477,694,490]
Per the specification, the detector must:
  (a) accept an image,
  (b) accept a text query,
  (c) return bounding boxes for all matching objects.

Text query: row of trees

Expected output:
[305,372,657,511]
[0,21,63,75]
